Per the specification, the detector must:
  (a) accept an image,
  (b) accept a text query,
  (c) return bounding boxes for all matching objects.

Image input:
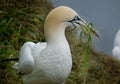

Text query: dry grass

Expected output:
[0,0,120,84]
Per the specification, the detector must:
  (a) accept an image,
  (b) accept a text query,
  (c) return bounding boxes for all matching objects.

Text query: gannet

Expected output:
[15,6,87,84]
[112,29,120,60]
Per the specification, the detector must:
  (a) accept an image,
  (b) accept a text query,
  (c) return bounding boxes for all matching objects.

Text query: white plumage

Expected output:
[14,6,86,84]
[112,29,120,60]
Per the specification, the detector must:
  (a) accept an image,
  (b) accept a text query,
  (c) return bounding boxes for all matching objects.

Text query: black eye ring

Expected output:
[74,15,81,21]
[68,15,81,22]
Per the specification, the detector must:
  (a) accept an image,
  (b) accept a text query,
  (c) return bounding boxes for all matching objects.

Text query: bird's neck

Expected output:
[44,23,70,50]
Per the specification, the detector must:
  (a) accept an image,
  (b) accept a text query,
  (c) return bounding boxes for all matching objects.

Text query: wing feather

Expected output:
[18,42,35,74]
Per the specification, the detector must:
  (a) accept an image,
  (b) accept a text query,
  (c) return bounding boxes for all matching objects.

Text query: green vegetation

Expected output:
[0,0,120,84]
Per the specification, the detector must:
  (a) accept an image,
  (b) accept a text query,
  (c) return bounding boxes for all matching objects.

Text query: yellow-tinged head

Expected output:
[45,6,85,25]
[44,6,86,42]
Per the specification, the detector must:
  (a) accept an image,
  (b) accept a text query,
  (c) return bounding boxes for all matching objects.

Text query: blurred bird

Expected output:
[112,29,120,60]
[13,6,96,84]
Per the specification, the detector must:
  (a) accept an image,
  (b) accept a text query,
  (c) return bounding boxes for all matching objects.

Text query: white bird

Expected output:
[14,6,87,84]
[112,29,120,60]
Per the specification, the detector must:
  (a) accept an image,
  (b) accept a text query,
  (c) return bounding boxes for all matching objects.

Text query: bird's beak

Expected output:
[69,16,99,38]
[75,18,86,26]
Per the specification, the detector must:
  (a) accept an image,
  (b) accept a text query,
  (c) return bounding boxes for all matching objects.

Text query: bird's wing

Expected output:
[15,42,47,75]
[18,42,35,75]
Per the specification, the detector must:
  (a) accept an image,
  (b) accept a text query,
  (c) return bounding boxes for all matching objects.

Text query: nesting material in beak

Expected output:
[80,22,99,38]
[90,27,99,38]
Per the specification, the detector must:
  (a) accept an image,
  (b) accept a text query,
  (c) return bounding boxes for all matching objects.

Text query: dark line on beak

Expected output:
[71,22,76,29]
[75,22,80,25]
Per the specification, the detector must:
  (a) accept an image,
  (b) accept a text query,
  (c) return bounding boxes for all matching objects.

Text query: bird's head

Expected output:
[44,6,86,30]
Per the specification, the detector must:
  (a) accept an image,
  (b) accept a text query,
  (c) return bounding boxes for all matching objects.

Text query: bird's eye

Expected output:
[67,15,81,23]
[74,15,81,21]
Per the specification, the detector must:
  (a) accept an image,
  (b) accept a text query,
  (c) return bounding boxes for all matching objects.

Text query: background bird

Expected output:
[112,29,120,60]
